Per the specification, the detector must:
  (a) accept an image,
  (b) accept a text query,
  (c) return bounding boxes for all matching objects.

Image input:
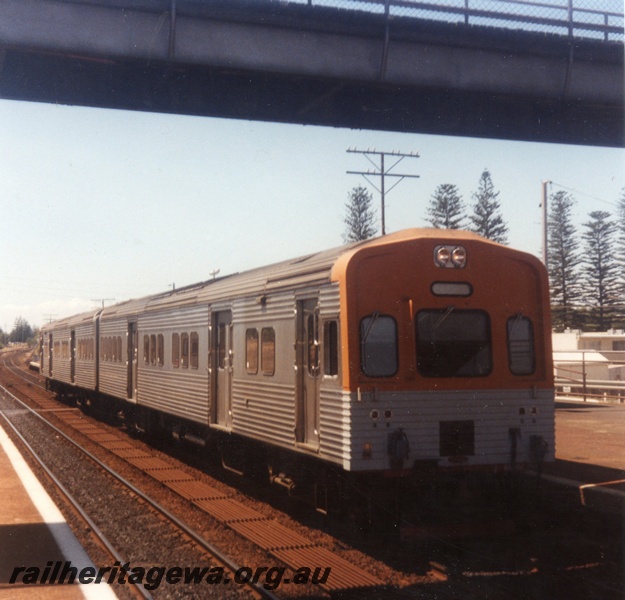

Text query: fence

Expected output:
[289,0,624,42]
[554,350,625,403]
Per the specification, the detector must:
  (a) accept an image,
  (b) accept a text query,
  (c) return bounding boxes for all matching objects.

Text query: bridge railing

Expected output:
[292,0,624,42]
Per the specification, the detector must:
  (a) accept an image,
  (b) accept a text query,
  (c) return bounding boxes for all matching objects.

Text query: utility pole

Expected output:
[347,148,420,236]
[92,298,115,308]
[541,180,551,265]
[43,313,58,324]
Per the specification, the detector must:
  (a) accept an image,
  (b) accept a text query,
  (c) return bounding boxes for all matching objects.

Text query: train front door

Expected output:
[127,322,138,400]
[296,299,320,450]
[213,311,233,428]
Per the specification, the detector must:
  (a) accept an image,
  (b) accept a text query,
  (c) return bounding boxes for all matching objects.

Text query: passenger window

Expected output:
[246,329,259,374]
[218,325,226,369]
[507,315,535,375]
[172,333,180,368]
[307,315,319,376]
[181,333,189,368]
[157,334,164,366]
[261,328,275,376]
[323,320,339,376]
[150,334,157,365]
[190,332,199,369]
[143,335,149,364]
[360,314,398,377]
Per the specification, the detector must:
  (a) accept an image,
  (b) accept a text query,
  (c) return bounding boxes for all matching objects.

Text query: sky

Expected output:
[0,98,623,331]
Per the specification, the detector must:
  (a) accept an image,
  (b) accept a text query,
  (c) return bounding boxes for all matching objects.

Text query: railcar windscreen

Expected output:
[360,313,398,377]
[416,309,492,377]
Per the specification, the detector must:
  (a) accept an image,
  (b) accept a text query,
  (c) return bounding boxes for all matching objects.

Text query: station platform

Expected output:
[541,400,625,513]
[0,423,117,599]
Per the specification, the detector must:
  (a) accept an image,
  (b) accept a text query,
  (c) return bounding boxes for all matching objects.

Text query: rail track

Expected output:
[0,348,395,598]
[2,347,623,599]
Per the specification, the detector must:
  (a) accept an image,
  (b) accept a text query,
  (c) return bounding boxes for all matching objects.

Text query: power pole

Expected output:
[541,180,551,265]
[92,298,115,308]
[347,147,420,235]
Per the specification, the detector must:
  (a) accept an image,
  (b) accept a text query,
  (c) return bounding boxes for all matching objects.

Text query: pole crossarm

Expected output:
[347,147,420,235]
[346,171,420,178]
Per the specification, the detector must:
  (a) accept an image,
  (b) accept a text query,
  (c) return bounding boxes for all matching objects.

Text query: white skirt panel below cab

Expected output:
[345,388,555,472]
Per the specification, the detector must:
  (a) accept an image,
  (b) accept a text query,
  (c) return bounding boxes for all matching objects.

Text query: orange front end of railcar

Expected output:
[331,229,554,473]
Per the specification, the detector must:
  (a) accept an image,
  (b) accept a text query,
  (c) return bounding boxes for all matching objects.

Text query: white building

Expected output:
[552,330,625,400]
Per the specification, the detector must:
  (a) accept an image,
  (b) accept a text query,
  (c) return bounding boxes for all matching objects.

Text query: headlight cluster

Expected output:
[434,245,467,268]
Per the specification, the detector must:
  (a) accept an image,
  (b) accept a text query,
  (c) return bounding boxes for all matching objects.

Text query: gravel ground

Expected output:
[1,351,623,600]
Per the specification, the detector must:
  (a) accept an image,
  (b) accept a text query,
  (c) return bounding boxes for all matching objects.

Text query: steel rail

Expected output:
[0,392,153,600]
[0,380,281,600]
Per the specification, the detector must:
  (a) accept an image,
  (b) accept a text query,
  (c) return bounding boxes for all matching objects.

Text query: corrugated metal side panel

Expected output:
[319,283,340,317]
[53,359,72,385]
[232,380,295,445]
[233,293,294,324]
[347,389,555,472]
[319,387,350,465]
[100,319,127,336]
[74,321,97,391]
[139,305,208,329]
[98,317,127,399]
[50,326,72,385]
[138,370,209,423]
[74,362,96,390]
[99,362,127,400]
[135,306,210,423]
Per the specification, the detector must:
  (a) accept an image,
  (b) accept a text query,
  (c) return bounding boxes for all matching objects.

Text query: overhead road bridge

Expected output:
[0,0,622,147]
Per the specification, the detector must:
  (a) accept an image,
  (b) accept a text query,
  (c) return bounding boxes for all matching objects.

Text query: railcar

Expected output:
[40,229,554,505]
[41,309,100,397]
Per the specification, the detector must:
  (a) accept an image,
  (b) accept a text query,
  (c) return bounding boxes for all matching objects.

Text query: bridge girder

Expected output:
[0,0,622,147]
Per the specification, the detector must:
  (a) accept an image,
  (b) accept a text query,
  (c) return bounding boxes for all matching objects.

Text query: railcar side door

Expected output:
[296,298,320,450]
[213,310,233,429]
[48,333,53,377]
[70,330,76,384]
[127,321,138,401]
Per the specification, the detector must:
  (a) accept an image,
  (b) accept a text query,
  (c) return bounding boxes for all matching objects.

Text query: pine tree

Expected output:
[425,183,466,229]
[617,189,625,286]
[9,317,33,344]
[469,169,509,244]
[343,185,377,243]
[547,190,580,330]
[580,211,620,331]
